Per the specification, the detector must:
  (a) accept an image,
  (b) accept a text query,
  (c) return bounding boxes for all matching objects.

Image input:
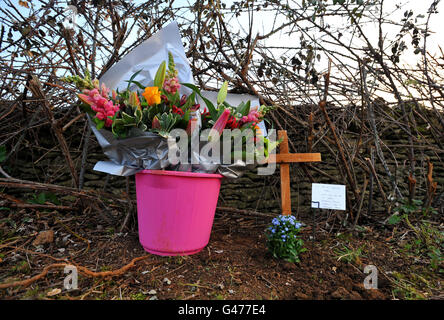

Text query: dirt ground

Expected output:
[0,206,442,300]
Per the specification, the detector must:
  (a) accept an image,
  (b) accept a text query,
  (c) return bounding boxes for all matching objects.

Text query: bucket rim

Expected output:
[138,169,224,179]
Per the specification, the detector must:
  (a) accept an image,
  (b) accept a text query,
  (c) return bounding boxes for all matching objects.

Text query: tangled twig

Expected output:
[0,255,153,290]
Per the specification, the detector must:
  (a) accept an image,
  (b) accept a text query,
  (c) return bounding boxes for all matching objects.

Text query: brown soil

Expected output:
[0,208,441,300]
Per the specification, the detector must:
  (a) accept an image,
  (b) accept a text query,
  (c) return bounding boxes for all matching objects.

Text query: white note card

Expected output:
[311,183,346,211]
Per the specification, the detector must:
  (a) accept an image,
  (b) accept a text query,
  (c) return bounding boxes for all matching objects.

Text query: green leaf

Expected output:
[122,112,135,125]
[153,112,179,137]
[45,192,60,205]
[217,81,228,105]
[37,193,46,205]
[111,119,127,138]
[222,101,234,109]
[125,79,145,90]
[134,108,143,124]
[79,103,95,116]
[236,100,251,116]
[95,119,105,130]
[126,69,143,91]
[387,214,403,225]
[153,61,166,89]
[181,83,217,119]
[138,123,148,132]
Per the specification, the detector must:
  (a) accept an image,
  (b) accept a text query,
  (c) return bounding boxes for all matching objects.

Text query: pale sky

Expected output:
[4,0,443,66]
[2,0,442,104]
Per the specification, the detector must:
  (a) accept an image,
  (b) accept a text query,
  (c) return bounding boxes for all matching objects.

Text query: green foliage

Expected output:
[182,83,217,120]
[131,293,147,300]
[93,117,105,130]
[401,221,444,272]
[387,213,405,225]
[391,272,426,300]
[167,51,178,77]
[125,69,144,91]
[11,260,31,274]
[62,70,94,90]
[265,215,306,263]
[152,113,180,138]
[217,81,228,106]
[394,198,423,215]
[388,198,438,226]
[111,104,150,138]
[334,243,365,265]
[154,61,166,89]
[28,192,60,205]
[428,247,442,272]
[235,101,250,117]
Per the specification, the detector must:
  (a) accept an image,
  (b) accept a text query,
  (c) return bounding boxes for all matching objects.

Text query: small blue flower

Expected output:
[295,222,302,229]
[285,227,289,232]
[271,228,276,234]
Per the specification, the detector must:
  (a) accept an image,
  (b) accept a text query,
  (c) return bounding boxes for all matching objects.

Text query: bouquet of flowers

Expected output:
[64,52,278,176]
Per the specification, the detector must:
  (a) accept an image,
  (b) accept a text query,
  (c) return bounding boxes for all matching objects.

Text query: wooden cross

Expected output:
[268,130,321,215]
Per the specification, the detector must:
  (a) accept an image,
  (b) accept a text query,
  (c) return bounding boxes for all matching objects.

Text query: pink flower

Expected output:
[163,77,181,94]
[240,110,261,126]
[96,112,105,120]
[78,85,119,128]
[208,108,231,141]
[105,118,113,127]
[100,83,109,97]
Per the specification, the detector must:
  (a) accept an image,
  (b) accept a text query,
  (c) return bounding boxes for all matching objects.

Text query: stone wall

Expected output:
[7,106,444,216]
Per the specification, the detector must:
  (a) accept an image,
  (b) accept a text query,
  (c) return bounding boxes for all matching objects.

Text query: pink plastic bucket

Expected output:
[135,169,223,256]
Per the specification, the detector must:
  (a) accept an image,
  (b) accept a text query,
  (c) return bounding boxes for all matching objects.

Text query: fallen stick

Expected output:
[216,206,275,218]
[0,263,68,290]
[0,177,128,203]
[0,255,153,290]
[8,203,74,211]
[0,193,74,211]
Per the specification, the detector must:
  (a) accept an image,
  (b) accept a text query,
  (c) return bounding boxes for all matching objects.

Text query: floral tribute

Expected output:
[64,52,277,164]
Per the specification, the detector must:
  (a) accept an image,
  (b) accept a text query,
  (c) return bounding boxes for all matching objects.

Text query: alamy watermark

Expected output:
[363,264,378,289]
[167,128,278,175]
[64,265,78,290]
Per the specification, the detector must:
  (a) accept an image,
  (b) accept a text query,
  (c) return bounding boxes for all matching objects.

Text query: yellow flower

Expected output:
[142,86,161,106]
[254,125,262,136]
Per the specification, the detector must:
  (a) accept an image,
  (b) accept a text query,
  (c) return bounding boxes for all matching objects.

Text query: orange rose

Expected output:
[142,86,161,106]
